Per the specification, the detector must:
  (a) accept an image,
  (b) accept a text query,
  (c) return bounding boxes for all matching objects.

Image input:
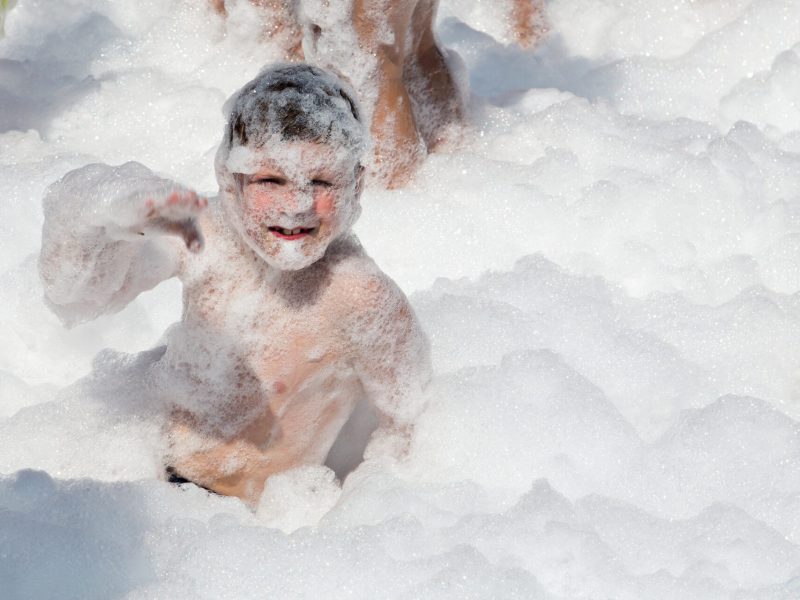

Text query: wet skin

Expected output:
[234,141,361,271]
[165,227,370,506]
[145,142,426,508]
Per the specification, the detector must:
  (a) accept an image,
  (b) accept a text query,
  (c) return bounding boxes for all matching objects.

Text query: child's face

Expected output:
[235,140,361,270]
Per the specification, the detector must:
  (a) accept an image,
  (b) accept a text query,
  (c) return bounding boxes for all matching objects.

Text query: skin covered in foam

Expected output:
[221,138,362,271]
[38,64,432,508]
[214,64,367,272]
[38,161,204,325]
[297,0,466,187]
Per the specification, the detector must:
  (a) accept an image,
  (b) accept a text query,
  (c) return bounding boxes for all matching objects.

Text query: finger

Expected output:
[168,190,198,207]
[181,219,205,253]
[149,191,207,220]
[146,217,205,253]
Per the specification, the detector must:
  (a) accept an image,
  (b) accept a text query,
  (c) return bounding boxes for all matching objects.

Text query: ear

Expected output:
[354,164,365,198]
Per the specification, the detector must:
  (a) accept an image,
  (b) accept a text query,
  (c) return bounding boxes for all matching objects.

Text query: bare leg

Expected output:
[251,0,304,59]
[511,0,548,48]
[352,0,425,188]
[209,0,304,60]
[406,0,465,152]
[221,0,465,188]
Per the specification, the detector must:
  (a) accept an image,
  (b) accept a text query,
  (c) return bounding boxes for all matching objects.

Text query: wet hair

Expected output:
[225,63,367,158]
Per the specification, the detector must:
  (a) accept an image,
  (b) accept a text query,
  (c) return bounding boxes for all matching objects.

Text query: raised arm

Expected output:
[347,274,432,459]
[39,161,207,326]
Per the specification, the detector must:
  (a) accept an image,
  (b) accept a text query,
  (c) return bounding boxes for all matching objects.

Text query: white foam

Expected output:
[1,0,799,598]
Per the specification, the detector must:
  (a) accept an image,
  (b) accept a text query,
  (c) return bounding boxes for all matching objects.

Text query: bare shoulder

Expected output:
[325,236,410,320]
[325,238,431,426]
[321,238,428,376]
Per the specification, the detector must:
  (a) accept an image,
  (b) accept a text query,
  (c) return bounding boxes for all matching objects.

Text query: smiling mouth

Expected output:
[268,226,317,240]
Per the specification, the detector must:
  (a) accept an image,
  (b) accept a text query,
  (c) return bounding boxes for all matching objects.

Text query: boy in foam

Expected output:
[38,64,431,508]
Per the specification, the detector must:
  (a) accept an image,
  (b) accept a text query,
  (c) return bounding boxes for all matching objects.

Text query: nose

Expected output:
[281,187,315,216]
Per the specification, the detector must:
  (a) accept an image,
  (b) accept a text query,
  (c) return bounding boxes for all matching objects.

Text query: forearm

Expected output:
[169,433,305,508]
[38,162,192,325]
[347,275,432,446]
[40,229,178,324]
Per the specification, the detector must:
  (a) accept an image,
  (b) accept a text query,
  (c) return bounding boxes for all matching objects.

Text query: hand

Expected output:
[140,189,208,253]
[86,162,209,254]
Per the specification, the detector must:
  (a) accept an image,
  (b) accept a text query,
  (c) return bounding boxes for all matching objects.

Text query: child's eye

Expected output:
[311,179,333,188]
[256,177,285,185]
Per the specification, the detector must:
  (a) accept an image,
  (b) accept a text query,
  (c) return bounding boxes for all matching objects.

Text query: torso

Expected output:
[154,206,373,502]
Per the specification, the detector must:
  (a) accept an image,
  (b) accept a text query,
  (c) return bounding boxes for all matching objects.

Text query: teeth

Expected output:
[275,227,309,236]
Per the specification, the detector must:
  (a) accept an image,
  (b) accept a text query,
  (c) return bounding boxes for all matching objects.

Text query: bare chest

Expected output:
[163,267,355,434]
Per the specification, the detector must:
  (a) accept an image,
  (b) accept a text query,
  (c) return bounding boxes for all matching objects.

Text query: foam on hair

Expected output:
[221,64,365,160]
[214,63,368,205]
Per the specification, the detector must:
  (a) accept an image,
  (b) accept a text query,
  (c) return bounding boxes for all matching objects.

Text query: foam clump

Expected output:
[256,465,342,532]
[630,396,800,541]
[583,497,800,594]
[298,0,379,122]
[0,348,165,481]
[721,47,800,133]
[409,347,641,498]
[413,256,712,437]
